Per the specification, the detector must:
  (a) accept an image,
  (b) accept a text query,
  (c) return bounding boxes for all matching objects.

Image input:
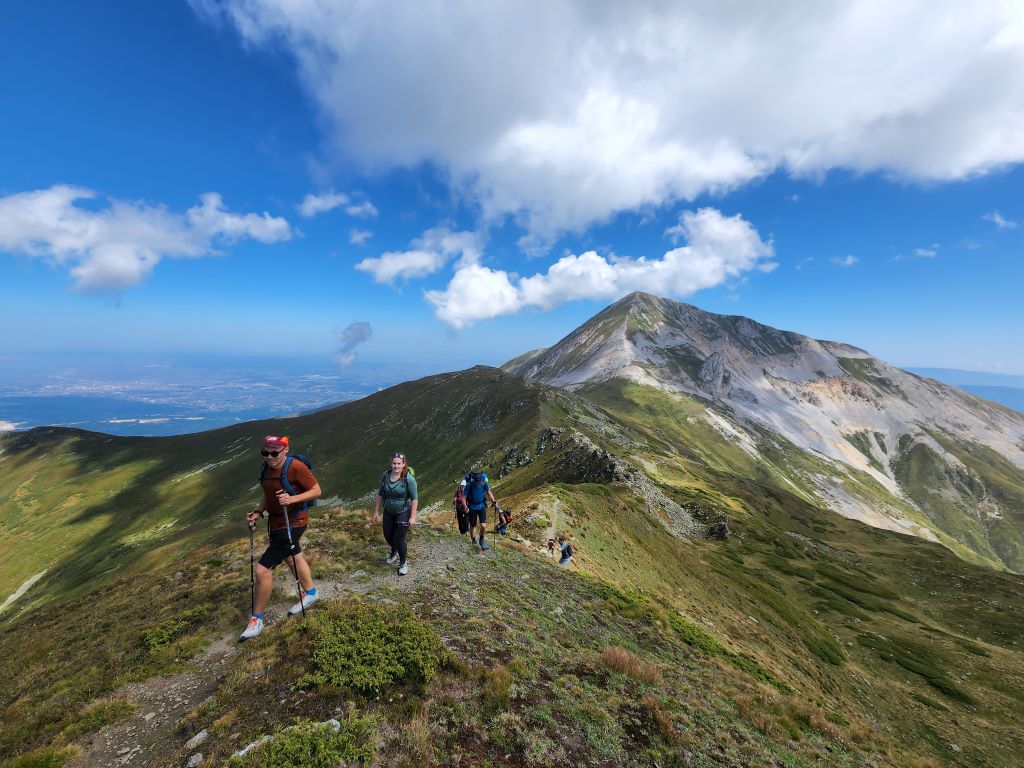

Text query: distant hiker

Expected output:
[464,470,497,550]
[558,536,573,568]
[240,436,322,641]
[452,480,470,537]
[373,452,418,575]
[496,505,512,535]
[547,538,557,557]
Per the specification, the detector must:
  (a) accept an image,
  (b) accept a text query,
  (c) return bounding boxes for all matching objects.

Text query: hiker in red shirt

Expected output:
[240,435,322,640]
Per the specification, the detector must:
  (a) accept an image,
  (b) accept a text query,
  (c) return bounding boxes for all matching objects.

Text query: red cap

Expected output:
[263,435,289,449]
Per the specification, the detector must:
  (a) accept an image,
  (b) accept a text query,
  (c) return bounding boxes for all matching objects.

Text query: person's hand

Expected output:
[409,514,417,526]
[246,509,260,527]
[371,511,379,523]
[276,490,296,506]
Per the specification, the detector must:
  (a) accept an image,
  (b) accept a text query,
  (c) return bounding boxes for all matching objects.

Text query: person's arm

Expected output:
[372,488,383,522]
[276,464,323,508]
[276,481,321,508]
[406,474,418,524]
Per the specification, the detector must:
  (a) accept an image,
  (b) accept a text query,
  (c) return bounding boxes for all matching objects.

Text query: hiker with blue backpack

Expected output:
[372,452,418,575]
[240,435,322,641]
[464,471,497,551]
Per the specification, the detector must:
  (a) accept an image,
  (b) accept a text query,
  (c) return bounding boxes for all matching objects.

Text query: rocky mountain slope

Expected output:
[2,363,1024,767]
[504,292,1024,572]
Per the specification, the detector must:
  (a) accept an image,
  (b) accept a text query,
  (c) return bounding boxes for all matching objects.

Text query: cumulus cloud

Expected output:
[349,228,372,245]
[425,208,773,328]
[983,210,1018,229]
[345,200,378,218]
[914,246,938,258]
[831,255,859,267]
[194,1,1024,246]
[298,191,350,218]
[355,226,483,284]
[336,321,372,366]
[0,185,291,292]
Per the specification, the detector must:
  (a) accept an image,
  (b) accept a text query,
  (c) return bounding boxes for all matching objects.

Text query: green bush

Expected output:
[298,600,449,694]
[58,698,136,740]
[140,606,210,651]
[2,747,76,768]
[227,717,375,768]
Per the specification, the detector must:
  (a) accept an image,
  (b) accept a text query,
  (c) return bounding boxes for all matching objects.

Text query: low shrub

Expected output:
[3,747,78,768]
[227,716,375,768]
[298,600,449,694]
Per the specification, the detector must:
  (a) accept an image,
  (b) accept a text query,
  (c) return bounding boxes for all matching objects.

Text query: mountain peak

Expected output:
[504,292,1024,568]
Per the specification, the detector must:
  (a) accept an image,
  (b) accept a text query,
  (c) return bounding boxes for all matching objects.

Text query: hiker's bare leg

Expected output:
[254,563,273,614]
[287,553,314,592]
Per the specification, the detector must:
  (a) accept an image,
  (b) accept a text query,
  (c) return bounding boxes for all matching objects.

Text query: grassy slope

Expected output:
[0,367,564,612]
[1,370,1023,766]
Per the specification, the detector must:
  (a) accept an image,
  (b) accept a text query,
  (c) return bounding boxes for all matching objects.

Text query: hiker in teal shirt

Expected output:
[372,452,418,575]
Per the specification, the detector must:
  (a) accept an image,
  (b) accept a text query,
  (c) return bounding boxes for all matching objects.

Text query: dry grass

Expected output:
[642,693,680,745]
[398,707,433,766]
[909,758,943,768]
[481,665,512,715]
[597,645,663,685]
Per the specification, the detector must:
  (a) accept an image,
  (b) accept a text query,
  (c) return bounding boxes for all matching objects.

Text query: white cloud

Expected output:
[298,191,378,219]
[345,201,378,218]
[298,191,349,218]
[831,255,859,267]
[355,225,483,283]
[0,185,291,292]
[0,420,22,432]
[195,1,1024,246]
[983,210,1018,229]
[349,228,372,245]
[914,246,938,258]
[425,208,773,328]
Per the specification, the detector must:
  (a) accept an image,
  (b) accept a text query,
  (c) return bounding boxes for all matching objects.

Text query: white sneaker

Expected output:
[385,551,399,565]
[397,561,409,576]
[288,591,320,616]
[239,616,264,641]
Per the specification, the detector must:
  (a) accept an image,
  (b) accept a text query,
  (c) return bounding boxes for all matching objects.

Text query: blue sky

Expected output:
[1,1,1022,378]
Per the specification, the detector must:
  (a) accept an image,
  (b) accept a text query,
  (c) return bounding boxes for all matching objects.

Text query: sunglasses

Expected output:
[391,453,406,460]
[261,449,282,457]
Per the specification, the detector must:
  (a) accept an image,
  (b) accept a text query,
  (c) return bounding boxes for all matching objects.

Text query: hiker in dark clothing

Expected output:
[452,479,470,536]
[496,505,512,535]
[240,435,322,640]
[373,452,418,575]
[558,536,574,567]
[463,471,497,551]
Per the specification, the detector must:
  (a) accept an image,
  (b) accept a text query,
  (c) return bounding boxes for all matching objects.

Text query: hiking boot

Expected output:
[471,537,478,546]
[385,551,399,565]
[480,539,490,551]
[288,591,320,616]
[398,561,409,576]
[239,616,264,641]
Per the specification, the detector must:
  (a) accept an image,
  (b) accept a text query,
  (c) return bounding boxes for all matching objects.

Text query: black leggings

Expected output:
[383,510,410,564]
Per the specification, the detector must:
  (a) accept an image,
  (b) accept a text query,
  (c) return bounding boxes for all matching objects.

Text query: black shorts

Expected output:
[259,525,306,569]
[456,510,469,534]
[468,507,487,527]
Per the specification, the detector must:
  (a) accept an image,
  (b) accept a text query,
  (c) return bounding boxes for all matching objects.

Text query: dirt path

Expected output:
[66,521,495,768]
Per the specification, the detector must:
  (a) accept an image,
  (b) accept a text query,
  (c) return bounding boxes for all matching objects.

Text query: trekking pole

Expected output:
[248,521,256,617]
[283,504,306,618]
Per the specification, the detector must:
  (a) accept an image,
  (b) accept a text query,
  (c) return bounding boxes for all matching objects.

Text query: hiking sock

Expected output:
[304,587,317,597]
[252,613,264,620]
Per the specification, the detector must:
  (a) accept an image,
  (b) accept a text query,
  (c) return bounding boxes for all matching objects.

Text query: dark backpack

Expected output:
[465,472,488,508]
[455,491,469,514]
[260,455,316,513]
